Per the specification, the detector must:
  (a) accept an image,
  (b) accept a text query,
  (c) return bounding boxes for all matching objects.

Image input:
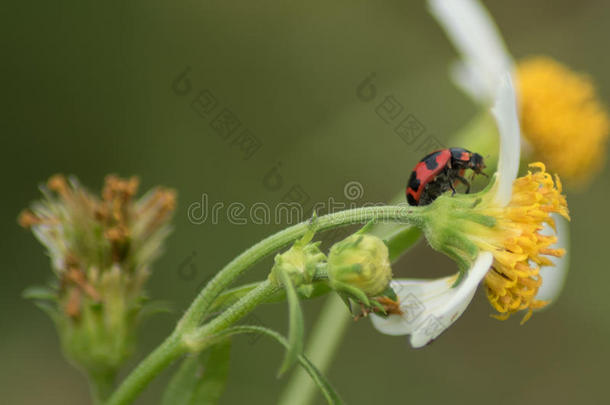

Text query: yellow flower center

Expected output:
[516,57,609,186]
[470,163,570,322]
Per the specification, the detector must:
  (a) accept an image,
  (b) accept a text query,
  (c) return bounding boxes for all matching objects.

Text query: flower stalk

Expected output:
[105,204,423,405]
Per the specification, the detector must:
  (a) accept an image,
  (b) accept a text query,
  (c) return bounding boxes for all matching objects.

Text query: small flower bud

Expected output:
[327,234,392,297]
[270,240,326,288]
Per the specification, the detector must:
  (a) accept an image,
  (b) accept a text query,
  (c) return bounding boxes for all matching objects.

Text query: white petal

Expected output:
[491,74,521,206]
[536,215,570,303]
[450,61,490,102]
[370,276,458,336]
[428,0,513,102]
[371,252,493,348]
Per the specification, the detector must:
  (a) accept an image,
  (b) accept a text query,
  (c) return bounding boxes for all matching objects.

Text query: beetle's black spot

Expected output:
[423,151,441,170]
[407,171,420,191]
[406,171,421,205]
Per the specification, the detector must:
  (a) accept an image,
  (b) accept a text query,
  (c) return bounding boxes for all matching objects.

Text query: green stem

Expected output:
[277,294,350,405]
[178,205,419,332]
[106,205,421,405]
[184,280,279,348]
[106,333,186,405]
[106,282,277,405]
[89,371,116,405]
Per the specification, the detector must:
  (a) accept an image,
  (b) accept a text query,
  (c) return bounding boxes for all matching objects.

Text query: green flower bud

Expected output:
[269,238,326,288]
[327,234,392,297]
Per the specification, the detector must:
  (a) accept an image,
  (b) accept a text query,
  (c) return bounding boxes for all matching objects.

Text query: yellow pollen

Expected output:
[478,163,570,323]
[516,57,609,186]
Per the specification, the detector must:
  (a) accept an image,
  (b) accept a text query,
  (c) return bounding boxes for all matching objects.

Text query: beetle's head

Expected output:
[469,153,486,173]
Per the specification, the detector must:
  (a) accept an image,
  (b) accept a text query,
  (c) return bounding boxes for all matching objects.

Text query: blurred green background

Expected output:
[3,1,610,404]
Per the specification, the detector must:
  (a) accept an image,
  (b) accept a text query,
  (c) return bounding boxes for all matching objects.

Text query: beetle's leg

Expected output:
[455,176,471,193]
[449,181,457,195]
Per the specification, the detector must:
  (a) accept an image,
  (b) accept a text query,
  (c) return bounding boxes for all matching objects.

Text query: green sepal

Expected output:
[22,285,57,301]
[368,299,386,315]
[296,212,319,247]
[23,285,59,321]
[298,284,315,298]
[356,219,376,235]
[331,280,370,307]
[379,285,397,302]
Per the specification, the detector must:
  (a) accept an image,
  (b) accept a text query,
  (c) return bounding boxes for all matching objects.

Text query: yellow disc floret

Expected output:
[419,163,570,323]
[517,57,609,186]
[476,163,570,322]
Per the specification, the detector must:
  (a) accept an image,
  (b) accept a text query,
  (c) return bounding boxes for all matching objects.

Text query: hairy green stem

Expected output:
[184,280,279,348]
[178,205,418,331]
[106,205,421,405]
[105,333,185,405]
[89,371,116,405]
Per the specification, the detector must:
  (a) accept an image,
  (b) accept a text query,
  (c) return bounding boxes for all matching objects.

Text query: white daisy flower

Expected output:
[427,0,580,304]
[371,75,570,347]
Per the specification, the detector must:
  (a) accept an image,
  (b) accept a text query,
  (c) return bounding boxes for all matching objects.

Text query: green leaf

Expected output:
[161,339,232,405]
[192,339,232,404]
[160,355,199,405]
[216,326,344,405]
[276,268,305,377]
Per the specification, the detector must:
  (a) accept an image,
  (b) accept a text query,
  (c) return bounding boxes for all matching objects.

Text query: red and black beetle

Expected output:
[406,148,486,206]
